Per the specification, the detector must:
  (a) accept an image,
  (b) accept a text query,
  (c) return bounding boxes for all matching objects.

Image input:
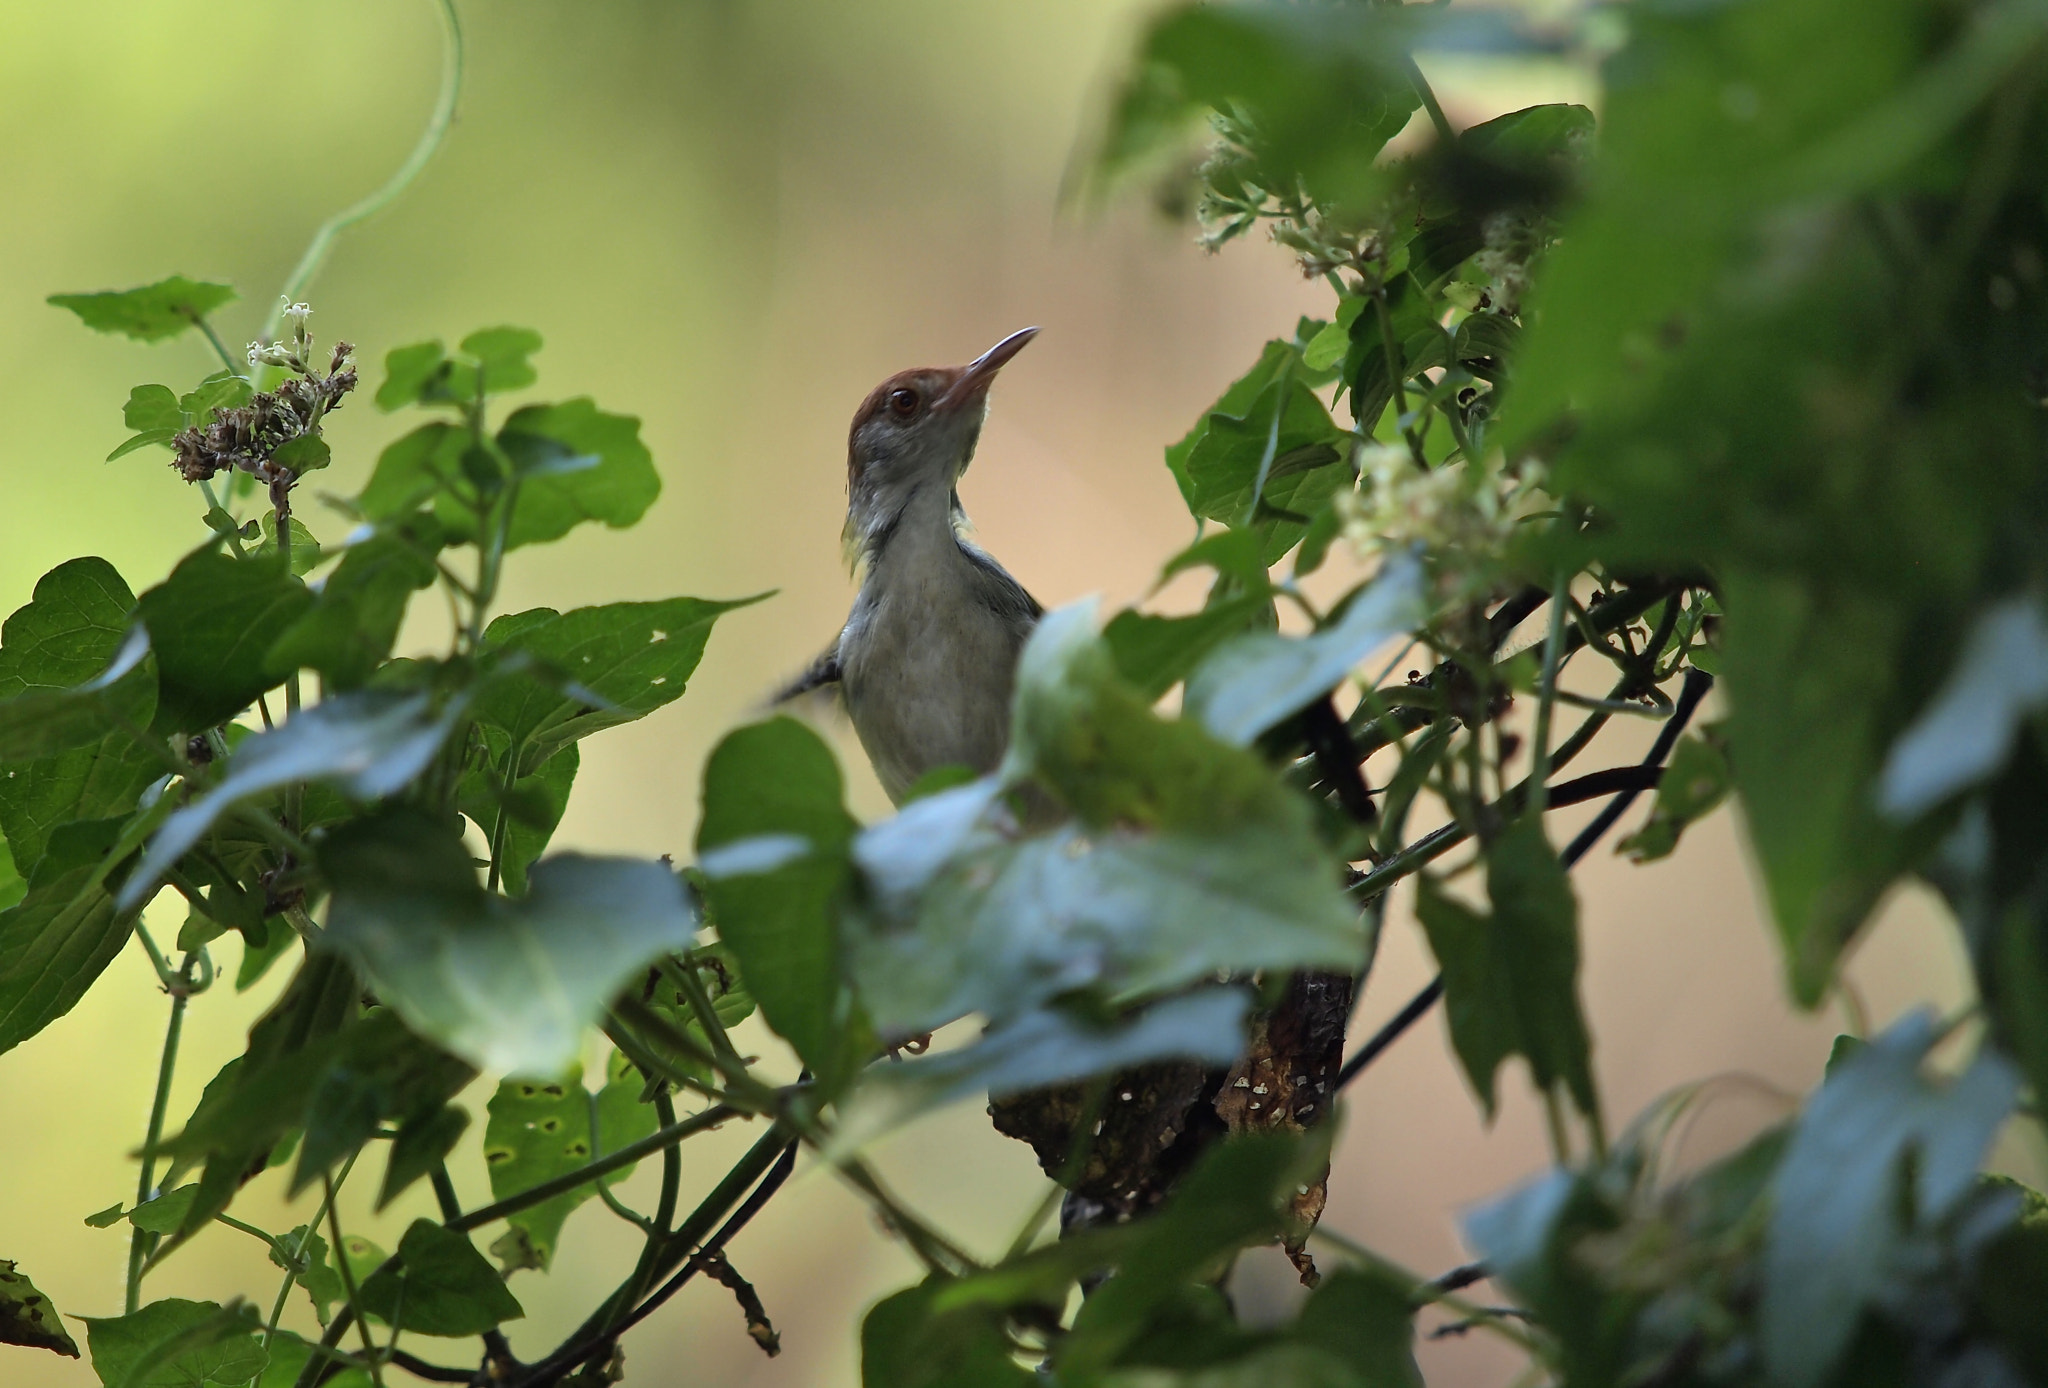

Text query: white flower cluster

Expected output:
[1336,442,1550,569]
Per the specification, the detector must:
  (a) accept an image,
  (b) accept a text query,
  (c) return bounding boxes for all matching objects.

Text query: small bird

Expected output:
[779,328,1044,803]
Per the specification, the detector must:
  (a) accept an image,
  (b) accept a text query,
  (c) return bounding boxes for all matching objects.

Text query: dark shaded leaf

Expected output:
[321,809,698,1075]
[860,1278,1036,1388]
[1617,731,1731,863]
[81,1297,265,1388]
[458,742,578,897]
[135,551,310,734]
[355,1220,522,1337]
[251,1330,369,1388]
[0,1259,79,1357]
[476,400,660,550]
[265,521,441,689]
[1879,595,2048,818]
[357,423,464,520]
[290,1010,475,1196]
[377,1105,470,1212]
[1104,597,1269,702]
[49,277,235,343]
[0,813,155,1057]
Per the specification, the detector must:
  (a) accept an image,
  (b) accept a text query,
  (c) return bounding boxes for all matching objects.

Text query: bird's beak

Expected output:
[936,326,1039,413]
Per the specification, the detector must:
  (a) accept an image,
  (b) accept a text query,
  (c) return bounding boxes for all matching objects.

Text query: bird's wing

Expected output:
[772,642,843,705]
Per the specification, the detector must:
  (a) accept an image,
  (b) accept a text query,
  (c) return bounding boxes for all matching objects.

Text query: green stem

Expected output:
[126,960,192,1313]
[265,1152,355,1343]
[323,1173,388,1388]
[586,1092,655,1232]
[1240,353,1294,529]
[449,1105,742,1233]
[1404,54,1457,145]
[662,957,741,1064]
[265,0,464,341]
[193,316,247,379]
[1372,292,1429,470]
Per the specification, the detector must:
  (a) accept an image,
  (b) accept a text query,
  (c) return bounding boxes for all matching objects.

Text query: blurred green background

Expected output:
[0,3,2024,1385]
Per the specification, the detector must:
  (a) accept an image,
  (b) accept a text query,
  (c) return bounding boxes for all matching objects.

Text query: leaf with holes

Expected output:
[481,1051,656,1270]
[0,1259,78,1358]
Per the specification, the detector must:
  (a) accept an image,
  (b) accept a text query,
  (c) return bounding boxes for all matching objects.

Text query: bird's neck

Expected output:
[849,476,971,594]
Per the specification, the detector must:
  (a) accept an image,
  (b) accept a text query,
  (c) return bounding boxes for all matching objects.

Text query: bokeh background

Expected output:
[0,2,2034,1385]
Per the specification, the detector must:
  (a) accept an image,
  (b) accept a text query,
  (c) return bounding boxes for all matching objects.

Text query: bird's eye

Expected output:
[888,388,919,419]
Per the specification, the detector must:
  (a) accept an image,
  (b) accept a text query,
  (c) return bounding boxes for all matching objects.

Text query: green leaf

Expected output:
[1178,364,1350,563]
[0,1258,79,1357]
[1184,555,1424,746]
[355,1220,523,1337]
[250,1331,368,1388]
[249,515,321,576]
[848,604,1363,1036]
[123,385,185,434]
[357,423,464,520]
[458,743,577,897]
[264,521,440,689]
[135,551,311,734]
[1878,595,2048,818]
[1104,597,1269,702]
[321,808,699,1075]
[119,690,468,911]
[484,400,661,549]
[481,1053,656,1270]
[861,1278,1037,1388]
[829,988,1249,1157]
[0,815,147,1057]
[0,557,156,759]
[49,277,235,343]
[81,1298,265,1388]
[696,718,859,1074]
[375,342,449,412]
[290,1010,475,1196]
[1617,732,1731,862]
[1761,1014,2020,1388]
[179,373,251,423]
[268,435,330,476]
[127,1186,198,1236]
[1059,1133,1323,1375]
[461,327,543,395]
[1416,818,1597,1119]
[377,1105,470,1212]
[108,431,179,462]
[474,594,764,775]
[1292,1266,1423,1388]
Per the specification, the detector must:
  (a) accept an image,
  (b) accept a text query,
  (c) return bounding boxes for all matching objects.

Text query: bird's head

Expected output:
[843,327,1037,564]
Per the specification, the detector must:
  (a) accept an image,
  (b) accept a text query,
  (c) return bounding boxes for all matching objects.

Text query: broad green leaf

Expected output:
[135,551,310,734]
[250,1331,368,1388]
[108,431,179,462]
[119,690,468,911]
[49,277,235,343]
[0,557,156,760]
[356,422,463,519]
[355,1220,523,1337]
[127,1186,198,1236]
[321,809,699,1075]
[1878,595,2048,818]
[123,385,184,434]
[697,718,859,1073]
[1761,1014,2020,1388]
[0,816,147,1057]
[0,626,153,763]
[179,373,251,422]
[0,729,158,880]
[461,326,543,394]
[249,515,320,576]
[81,1298,265,1388]
[0,840,20,913]
[1156,529,1272,596]
[1184,554,1423,746]
[1617,732,1731,863]
[849,604,1362,1035]
[0,1258,79,1357]
[861,1278,1037,1388]
[488,399,660,549]
[830,988,1249,1157]
[458,742,578,898]
[375,341,449,412]
[1104,597,1269,702]
[1165,341,1292,516]
[1416,818,1596,1119]
[475,595,763,775]
[1292,1266,1423,1388]
[481,1052,656,1270]
[377,1105,470,1211]
[268,436,329,476]
[1180,372,1350,563]
[264,520,441,688]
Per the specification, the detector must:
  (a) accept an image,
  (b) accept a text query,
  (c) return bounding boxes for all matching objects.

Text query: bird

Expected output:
[777,328,1044,803]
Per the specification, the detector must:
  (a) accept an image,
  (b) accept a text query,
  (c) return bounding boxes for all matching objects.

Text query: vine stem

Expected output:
[262,0,464,343]
[126,956,194,1313]
[1525,569,1570,821]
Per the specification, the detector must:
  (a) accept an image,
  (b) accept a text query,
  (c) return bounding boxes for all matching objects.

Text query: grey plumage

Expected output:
[777,330,1043,803]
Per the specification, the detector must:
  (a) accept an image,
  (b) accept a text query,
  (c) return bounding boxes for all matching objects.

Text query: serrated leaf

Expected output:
[475,594,763,775]
[1416,818,1596,1120]
[481,1057,656,1270]
[696,718,858,1075]
[135,551,310,734]
[321,808,699,1075]
[119,690,467,911]
[0,1259,79,1357]
[355,1220,523,1337]
[1185,553,1424,746]
[49,277,235,343]
[81,1297,265,1388]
